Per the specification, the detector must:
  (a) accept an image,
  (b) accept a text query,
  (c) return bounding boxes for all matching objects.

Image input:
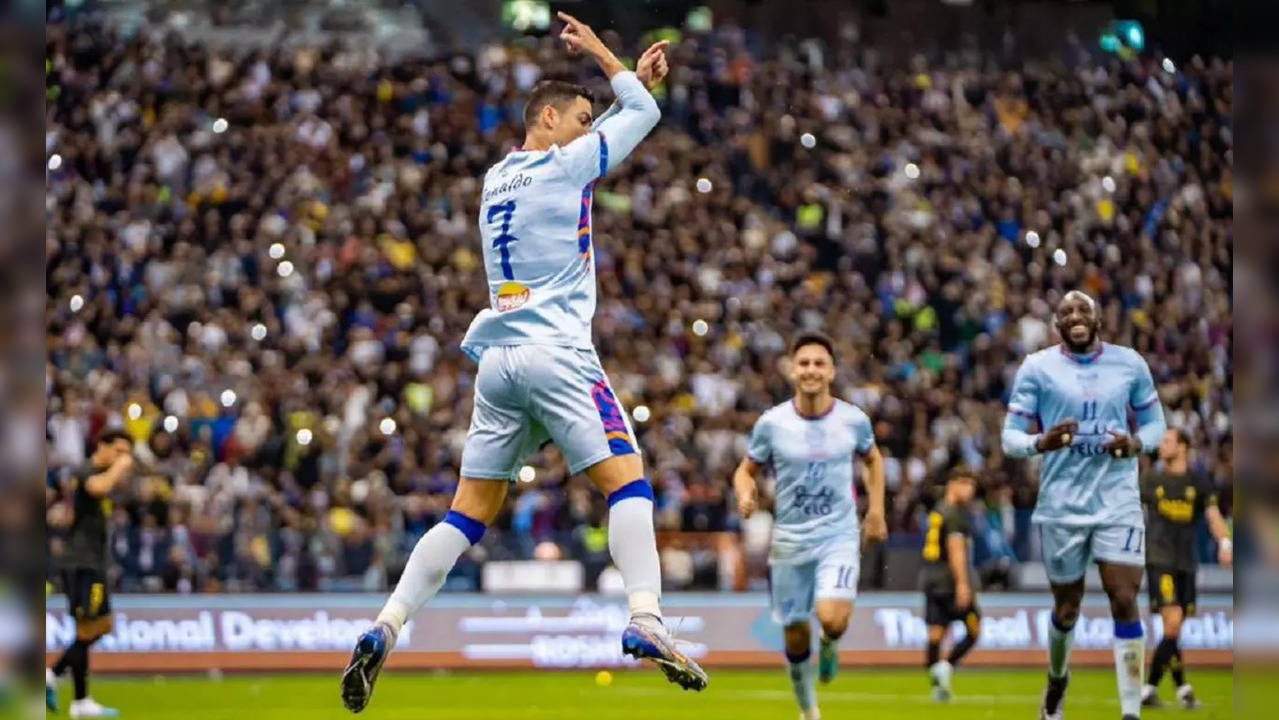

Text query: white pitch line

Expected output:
[605,686,1125,707]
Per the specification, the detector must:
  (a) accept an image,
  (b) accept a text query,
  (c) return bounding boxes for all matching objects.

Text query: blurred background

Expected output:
[41,0,1237,687]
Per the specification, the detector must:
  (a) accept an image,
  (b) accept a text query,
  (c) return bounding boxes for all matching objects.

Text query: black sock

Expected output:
[52,639,86,680]
[926,639,941,667]
[71,639,92,700]
[1147,636,1176,687]
[948,631,978,667]
[1170,641,1186,687]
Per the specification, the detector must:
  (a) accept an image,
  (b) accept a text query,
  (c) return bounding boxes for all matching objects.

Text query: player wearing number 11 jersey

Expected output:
[734,332,887,720]
[342,14,707,714]
[1002,290,1167,720]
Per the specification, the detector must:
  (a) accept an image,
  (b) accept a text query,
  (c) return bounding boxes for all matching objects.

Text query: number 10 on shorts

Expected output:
[833,566,855,589]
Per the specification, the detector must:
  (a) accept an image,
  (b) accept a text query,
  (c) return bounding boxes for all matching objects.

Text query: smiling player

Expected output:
[1002,290,1167,720]
[734,332,887,720]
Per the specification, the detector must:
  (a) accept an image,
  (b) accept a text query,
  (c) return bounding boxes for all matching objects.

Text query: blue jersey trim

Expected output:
[597,132,609,178]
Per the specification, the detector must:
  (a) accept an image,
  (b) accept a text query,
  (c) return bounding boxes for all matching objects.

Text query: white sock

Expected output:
[377,521,474,634]
[932,660,953,689]
[787,652,818,712]
[607,493,663,619]
[1114,635,1145,716]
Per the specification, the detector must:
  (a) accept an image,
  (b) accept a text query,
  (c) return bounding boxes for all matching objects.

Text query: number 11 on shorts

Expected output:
[1122,527,1144,554]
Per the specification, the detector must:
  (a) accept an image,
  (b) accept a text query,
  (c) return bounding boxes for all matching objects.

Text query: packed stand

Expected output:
[45,20,1232,592]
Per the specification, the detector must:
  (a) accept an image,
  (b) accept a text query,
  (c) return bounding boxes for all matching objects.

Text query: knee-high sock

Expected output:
[787,648,818,712]
[377,511,484,634]
[53,639,91,700]
[1114,620,1145,717]
[607,479,662,619]
[926,638,942,668]
[1147,636,1176,687]
[1048,614,1075,679]
[948,630,978,666]
[1169,640,1187,687]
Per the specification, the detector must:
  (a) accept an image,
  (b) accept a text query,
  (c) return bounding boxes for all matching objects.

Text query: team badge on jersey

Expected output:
[496,281,531,312]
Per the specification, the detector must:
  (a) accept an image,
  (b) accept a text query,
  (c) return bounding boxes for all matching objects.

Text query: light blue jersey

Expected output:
[1002,343,1167,527]
[748,398,876,563]
[460,72,659,362]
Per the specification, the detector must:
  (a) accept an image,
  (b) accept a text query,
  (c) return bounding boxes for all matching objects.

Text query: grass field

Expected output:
[56,667,1234,719]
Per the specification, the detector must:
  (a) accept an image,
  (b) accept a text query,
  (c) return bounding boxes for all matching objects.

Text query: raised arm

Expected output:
[85,451,134,497]
[558,13,660,176]
[593,41,668,131]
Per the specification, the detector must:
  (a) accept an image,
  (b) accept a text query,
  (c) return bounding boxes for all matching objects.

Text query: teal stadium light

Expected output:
[1100,20,1145,54]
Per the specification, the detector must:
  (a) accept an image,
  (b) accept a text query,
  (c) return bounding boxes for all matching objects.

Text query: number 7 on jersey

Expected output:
[486,200,518,280]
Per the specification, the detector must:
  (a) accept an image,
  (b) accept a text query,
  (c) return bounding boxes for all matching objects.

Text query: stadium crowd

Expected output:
[45,19,1232,593]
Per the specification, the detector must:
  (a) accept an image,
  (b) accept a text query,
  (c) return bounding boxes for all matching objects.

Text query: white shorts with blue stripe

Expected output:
[460,344,640,481]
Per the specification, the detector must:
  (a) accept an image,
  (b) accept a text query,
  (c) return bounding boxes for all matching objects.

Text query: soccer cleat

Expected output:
[46,668,59,713]
[341,622,396,713]
[68,698,119,718]
[620,616,709,691]
[1040,672,1069,720]
[818,638,838,684]
[1177,684,1201,710]
[930,660,953,703]
[1141,684,1162,708]
[1122,716,1140,720]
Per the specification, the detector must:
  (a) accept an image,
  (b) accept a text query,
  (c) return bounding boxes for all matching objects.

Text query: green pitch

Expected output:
[75,668,1232,719]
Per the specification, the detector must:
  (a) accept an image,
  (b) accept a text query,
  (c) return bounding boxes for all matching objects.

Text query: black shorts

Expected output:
[1147,565,1196,614]
[62,568,111,621]
[924,589,982,631]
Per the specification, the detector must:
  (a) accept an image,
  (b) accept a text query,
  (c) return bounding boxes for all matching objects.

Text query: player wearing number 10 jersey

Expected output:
[342,15,707,714]
[734,332,887,720]
[1002,290,1167,720]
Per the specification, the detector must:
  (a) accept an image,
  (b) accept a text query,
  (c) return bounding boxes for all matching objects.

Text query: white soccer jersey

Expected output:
[460,71,659,361]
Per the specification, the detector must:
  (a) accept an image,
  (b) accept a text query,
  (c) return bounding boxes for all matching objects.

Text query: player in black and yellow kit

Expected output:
[919,467,981,702]
[1140,428,1232,710]
[47,430,134,718]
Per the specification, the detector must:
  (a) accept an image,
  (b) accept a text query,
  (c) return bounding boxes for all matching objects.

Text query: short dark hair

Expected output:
[523,80,594,127]
[97,429,132,448]
[789,331,837,363]
[946,466,978,484]
[1170,427,1191,448]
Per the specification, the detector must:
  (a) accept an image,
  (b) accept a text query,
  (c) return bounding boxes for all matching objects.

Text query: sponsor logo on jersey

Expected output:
[496,282,531,312]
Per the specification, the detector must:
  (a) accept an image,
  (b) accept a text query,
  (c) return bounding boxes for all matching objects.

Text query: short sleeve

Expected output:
[852,409,875,455]
[1199,474,1219,512]
[946,506,972,538]
[747,414,772,465]
[553,130,609,187]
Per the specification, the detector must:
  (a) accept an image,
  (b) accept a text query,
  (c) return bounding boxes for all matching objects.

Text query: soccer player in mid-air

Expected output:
[47,430,135,718]
[1002,290,1167,720]
[734,332,887,720]
[1140,428,1232,709]
[919,467,982,703]
[341,14,708,713]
